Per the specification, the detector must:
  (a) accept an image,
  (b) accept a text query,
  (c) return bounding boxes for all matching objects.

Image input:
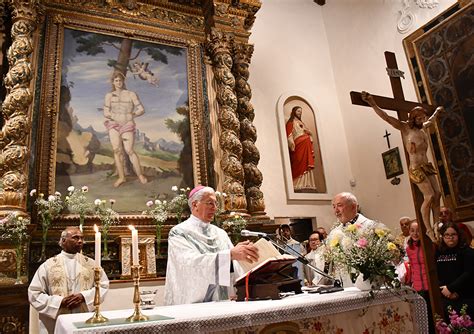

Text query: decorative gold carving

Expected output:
[206,28,246,212]
[0,0,38,210]
[232,42,266,216]
[0,315,25,334]
[46,0,205,32]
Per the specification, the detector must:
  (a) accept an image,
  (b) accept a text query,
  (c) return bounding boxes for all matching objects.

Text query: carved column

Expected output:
[232,43,266,217]
[205,28,247,212]
[0,0,38,214]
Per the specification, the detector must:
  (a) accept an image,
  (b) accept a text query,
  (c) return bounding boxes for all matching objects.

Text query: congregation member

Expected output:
[316,226,328,242]
[405,221,434,333]
[438,206,472,246]
[303,231,328,286]
[436,222,474,320]
[164,186,259,305]
[278,224,305,285]
[397,216,412,251]
[327,192,377,286]
[28,227,109,334]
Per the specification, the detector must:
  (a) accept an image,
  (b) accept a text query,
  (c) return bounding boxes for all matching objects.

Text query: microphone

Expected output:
[240,229,272,238]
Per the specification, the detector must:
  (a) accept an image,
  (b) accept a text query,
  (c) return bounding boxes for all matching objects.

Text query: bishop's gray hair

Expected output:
[188,186,215,210]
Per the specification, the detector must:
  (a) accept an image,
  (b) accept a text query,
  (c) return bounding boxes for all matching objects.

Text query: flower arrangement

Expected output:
[65,185,94,231]
[436,305,473,334]
[326,222,402,288]
[167,186,190,224]
[94,198,119,259]
[143,198,169,257]
[0,212,30,284]
[216,212,247,244]
[30,189,63,261]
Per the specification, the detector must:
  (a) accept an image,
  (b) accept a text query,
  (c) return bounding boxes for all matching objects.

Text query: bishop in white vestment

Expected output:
[28,227,109,334]
[164,186,259,306]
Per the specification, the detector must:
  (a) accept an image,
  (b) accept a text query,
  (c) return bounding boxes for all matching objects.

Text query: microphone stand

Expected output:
[263,236,343,292]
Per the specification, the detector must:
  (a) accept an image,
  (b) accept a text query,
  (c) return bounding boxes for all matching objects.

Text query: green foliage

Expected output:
[94,199,120,234]
[0,212,29,247]
[30,189,63,230]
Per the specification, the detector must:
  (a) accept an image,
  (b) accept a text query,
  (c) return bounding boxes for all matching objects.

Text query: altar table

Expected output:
[55,287,428,333]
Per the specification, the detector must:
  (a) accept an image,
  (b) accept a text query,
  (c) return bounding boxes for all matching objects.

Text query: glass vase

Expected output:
[102,231,110,260]
[15,245,23,285]
[155,225,162,258]
[39,225,49,262]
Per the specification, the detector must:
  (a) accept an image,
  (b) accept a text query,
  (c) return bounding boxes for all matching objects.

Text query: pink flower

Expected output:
[356,238,368,248]
[146,200,153,207]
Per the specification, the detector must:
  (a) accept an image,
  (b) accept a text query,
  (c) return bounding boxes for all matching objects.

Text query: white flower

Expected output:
[81,186,88,193]
[163,200,167,204]
[215,191,221,196]
[180,188,185,192]
[55,191,61,196]
[67,186,75,192]
[171,186,178,192]
[30,189,37,197]
[110,199,116,205]
[146,200,154,207]
[48,195,56,202]
[94,199,102,206]
[186,187,190,191]
[155,199,162,205]
[222,193,227,197]
[230,211,236,216]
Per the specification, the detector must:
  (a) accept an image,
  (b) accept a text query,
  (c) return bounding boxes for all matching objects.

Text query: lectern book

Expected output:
[234,239,301,301]
[235,238,295,280]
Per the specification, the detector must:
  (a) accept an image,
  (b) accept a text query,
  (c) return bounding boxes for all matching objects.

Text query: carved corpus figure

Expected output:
[361,91,444,242]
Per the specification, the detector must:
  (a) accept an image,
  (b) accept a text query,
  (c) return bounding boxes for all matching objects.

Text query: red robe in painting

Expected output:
[286,120,315,180]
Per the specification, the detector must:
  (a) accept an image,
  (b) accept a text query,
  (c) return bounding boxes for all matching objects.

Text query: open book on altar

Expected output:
[235,238,296,283]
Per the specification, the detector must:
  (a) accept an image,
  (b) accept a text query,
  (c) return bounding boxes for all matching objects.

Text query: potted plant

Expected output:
[94,198,119,260]
[65,185,94,232]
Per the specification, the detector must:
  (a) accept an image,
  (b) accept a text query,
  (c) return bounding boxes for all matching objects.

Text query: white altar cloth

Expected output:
[55,287,428,333]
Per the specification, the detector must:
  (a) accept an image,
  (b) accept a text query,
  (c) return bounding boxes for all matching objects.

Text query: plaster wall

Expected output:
[249,0,458,232]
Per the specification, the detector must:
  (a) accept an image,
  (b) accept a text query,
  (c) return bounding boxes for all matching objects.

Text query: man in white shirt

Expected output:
[28,227,109,334]
[164,186,259,305]
[327,192,377,287]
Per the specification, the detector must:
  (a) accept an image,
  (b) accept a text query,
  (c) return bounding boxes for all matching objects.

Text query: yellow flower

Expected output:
[375,228,386,238]
[346,224,356,232]
[387,242,397,251]
[329,237,340,247]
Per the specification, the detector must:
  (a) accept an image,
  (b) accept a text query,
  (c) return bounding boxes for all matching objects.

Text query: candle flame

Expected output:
[94,224,99,233]
[128,225,135,231]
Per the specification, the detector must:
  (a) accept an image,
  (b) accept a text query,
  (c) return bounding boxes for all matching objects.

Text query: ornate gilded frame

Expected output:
[33,5,210,219]
[403,1,474,221]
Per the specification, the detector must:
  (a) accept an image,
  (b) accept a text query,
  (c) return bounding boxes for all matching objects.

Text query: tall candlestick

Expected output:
[94,224,101,268]
[129,225,139,265]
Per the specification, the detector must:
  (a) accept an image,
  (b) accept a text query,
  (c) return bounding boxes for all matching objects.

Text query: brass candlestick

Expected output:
[126,265,149,322]
[85,267,109,324]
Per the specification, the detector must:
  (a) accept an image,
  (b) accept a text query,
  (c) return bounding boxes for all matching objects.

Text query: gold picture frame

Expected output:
[32,7,210,219]
[403,1,474,221]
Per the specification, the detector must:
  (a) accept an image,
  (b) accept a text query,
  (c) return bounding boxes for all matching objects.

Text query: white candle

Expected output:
[129,225,139,266]
[94,224,101,268]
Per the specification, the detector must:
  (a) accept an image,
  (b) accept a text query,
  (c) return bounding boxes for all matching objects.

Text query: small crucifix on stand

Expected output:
[350,51,445,321]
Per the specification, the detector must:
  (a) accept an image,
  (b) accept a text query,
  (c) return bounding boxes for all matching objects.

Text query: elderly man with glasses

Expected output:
[164,185,259,305]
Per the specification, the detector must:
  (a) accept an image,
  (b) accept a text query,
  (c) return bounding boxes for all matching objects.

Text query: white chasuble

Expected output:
[164,215,238,306]
[28,251,109,334]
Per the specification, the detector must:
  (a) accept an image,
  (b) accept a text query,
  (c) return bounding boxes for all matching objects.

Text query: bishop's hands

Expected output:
[61,293,86,309]
[231,240,259,263]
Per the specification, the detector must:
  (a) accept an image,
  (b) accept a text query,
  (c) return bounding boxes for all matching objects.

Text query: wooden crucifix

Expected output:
[350,51,444,320]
